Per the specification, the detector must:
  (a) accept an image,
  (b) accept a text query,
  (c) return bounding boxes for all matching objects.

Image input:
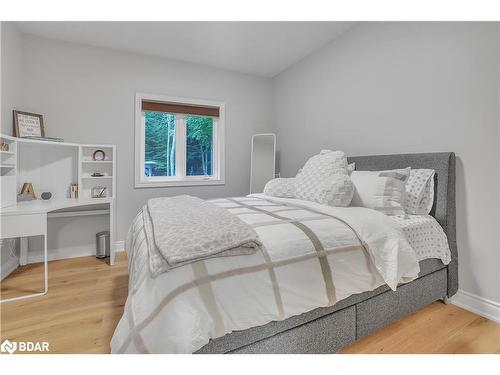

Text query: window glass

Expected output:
[186,115,213,176]
[144,111,176,177]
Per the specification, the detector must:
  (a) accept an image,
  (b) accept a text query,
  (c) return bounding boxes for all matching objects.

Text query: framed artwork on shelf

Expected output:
[13,110,45,138]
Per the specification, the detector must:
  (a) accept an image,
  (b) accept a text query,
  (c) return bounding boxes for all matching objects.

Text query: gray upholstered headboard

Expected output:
[347,152,457,297]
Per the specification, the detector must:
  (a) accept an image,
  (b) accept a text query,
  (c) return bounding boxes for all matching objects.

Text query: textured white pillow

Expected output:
[263,178,296,198]
[312,175,354,207]
[295,150,348,202]
[350,168,411,215]
[404,169,435,214]
[297,158,354,176]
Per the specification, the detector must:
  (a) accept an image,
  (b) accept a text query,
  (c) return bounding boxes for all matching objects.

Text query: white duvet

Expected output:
[111,195,423,354]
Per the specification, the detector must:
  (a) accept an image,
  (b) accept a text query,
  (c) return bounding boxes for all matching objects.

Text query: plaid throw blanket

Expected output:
[112,195,419,353]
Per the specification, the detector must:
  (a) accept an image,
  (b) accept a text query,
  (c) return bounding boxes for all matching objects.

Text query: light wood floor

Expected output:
[1,253,499,354]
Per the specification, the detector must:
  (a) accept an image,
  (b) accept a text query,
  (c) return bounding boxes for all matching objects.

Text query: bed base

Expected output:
[230,268,447,353]
[196,267,447,353]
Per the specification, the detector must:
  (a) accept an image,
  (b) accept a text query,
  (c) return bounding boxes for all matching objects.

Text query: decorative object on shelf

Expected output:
[91,172,104,177]
[0,142,9,151]
[91,186,107,199]
[92,149,106,161]
[69,183,79,199]
[18,182,36,201]
[13,110,45,138]
[41,192,52,200]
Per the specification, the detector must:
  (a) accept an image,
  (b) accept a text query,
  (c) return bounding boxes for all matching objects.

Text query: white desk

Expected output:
[0,197,115,303]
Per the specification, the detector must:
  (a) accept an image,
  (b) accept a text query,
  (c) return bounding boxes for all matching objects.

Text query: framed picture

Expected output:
[13,110,45,138]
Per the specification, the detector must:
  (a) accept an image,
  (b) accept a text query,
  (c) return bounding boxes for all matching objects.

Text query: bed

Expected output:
[111,152,457,354]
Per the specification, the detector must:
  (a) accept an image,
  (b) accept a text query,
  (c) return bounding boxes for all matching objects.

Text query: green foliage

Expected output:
[186,115,213,176]
[144,112,213,177]
[144,112,176,176]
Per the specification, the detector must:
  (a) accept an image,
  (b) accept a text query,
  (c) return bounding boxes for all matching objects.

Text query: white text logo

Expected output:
[1,339,49,353]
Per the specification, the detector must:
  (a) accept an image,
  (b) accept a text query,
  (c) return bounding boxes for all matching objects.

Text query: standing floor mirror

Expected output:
[250,133,276,194]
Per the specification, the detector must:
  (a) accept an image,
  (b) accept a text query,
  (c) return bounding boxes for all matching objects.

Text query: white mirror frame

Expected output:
[250,133,276,194]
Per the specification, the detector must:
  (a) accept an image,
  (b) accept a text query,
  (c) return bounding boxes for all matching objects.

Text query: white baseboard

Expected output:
[27,246,96,263]
[451,289,500,323]
[1,241,126,274]
[27,240,125,263]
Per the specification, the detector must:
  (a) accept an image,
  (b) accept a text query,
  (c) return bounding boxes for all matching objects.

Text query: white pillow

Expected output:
[350,168,411,215]
[296,155,354,176]
[404,169,435,214]
[319,175,354,207]
[264,178,296,198]
[302,174,354,207]
[295,150,348,202]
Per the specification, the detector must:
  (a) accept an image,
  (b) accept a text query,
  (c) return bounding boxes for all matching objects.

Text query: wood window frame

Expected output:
[134,93,225,188]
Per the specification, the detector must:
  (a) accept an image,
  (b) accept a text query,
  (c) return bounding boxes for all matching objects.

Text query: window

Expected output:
[135,93,225,187]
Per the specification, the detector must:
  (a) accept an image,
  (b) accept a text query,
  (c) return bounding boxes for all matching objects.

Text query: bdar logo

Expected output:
[1,339,49,353]
[1,339,17,354]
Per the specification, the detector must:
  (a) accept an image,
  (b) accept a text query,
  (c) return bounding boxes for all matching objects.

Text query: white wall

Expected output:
[1,22,22,134]
[16,34,273,240]
[273,22,500,305]
[1,23,22,277]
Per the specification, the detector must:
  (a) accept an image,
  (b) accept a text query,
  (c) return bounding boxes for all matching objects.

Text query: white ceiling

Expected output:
[14,22,354,77]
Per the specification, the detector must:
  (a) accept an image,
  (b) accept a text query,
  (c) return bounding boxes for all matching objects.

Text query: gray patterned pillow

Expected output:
[263,178,296,198]
[404,169,435,214]
[295,150,348,202]
[416,172,435,214]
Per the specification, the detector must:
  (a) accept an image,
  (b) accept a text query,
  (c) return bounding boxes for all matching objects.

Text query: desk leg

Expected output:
[43,232,48,295]
[0,234,48,303]
[19,237,28,266]
[109,201,116,266]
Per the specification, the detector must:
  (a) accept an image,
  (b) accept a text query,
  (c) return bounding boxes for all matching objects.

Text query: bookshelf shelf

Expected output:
[81,176,113,180]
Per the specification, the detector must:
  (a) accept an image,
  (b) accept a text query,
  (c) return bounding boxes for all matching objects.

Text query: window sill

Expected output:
[135,178,225,188]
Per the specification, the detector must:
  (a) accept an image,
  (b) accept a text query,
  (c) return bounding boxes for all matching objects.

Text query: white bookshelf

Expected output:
[0,134,117,270]
[0,134,116,207]
[78,145,116,200]
[0,136,17,208]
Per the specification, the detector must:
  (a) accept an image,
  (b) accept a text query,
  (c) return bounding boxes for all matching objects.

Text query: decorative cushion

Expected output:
[263,178,297,198]
[295,150,348,202]
[311,174,354,207]
[416,172,435,214]
[350,167,411,215]
[404,169,435,214]
[297,155,354,176]
[347,162,355,175]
